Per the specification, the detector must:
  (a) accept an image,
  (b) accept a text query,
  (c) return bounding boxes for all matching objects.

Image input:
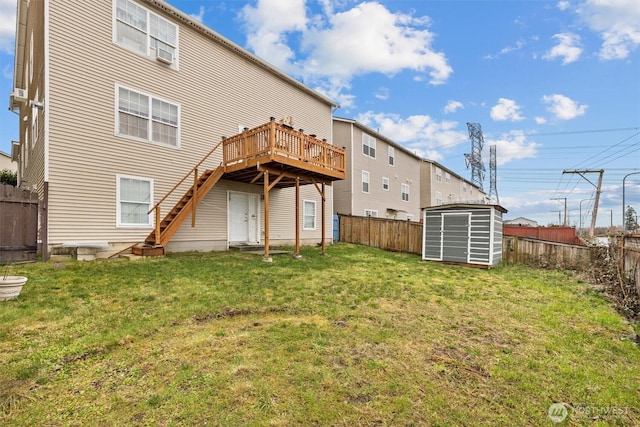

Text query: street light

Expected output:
[622,172,640,232]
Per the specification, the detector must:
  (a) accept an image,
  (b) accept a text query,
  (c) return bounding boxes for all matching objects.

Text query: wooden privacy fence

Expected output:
[0,184,38,264]
[502,235,594,270]
[338,214,423,255]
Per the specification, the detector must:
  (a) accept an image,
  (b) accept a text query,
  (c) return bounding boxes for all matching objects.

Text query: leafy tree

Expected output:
[0,169,17,186]
[625,205,639,232]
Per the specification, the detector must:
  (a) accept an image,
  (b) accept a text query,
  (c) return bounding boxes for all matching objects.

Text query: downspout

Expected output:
[42,0,50,261]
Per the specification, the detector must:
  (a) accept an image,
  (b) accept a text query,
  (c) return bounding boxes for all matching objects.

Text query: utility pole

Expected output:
[562,169,604,238]
[551,197,567,226]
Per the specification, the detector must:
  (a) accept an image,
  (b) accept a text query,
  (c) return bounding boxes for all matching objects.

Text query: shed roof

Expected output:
[422,203,508,214]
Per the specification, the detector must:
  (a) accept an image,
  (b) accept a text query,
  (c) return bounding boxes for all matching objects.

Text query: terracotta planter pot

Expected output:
[0,276,28,301]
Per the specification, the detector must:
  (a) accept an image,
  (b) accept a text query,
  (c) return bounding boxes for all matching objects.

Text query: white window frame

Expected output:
[435,191,442,206]
[303,199,316,230]
[362,134,376,159]
[382,177,389,191]
[113,0,179,68]
[445,172,451,184]
[435,167,442,183]
[362,170,370,193]
[407,214,414,221]
[116,174,154,227]
[462,182,468,193]
[364,209,378,218]
[388,146,395,166]
[115,84,180,148]
[401,183,410,202]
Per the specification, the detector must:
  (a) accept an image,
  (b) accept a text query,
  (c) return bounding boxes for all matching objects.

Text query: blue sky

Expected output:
[1,0,639,227]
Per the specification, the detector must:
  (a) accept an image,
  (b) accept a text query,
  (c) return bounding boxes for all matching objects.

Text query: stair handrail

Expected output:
[147,140,225,246]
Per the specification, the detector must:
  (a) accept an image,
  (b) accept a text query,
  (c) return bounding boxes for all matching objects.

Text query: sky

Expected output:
[0,0,639,228]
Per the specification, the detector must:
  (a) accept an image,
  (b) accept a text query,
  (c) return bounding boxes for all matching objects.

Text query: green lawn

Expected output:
[1,243,638,426]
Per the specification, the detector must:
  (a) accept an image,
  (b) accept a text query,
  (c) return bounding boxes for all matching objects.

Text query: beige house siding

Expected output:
[333,118,421,220]
[0,152,17,172]
[332,119,354,215]
[16,0,335,253]
[14,0,45,196]
[419,160,486,207]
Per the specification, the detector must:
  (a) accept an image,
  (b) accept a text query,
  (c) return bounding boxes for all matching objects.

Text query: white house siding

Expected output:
[333,118,421,220]
[44,0,334,251]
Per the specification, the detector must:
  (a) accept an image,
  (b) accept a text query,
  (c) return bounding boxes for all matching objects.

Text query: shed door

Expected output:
[442,213,470,263]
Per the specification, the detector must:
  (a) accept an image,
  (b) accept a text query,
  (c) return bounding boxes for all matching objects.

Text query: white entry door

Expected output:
[229,192,260,244]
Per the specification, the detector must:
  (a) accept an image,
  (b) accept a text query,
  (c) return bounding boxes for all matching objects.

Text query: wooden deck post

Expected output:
[192,168,198,227]
[263,170,271,261]
[321,182,326,255]
[295,177,301,258]
[155,206,161,246]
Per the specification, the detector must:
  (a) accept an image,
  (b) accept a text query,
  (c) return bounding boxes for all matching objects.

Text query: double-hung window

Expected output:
[401,183,410,202]
[303,200,316,230]
[435,167,442,182]
[117,175,153,227]
[382,177,389,191]
[362,171,370,193]
[388,146,395,166]
[117,86,179,147]
[362,134,376,158]
[115,0,178,64]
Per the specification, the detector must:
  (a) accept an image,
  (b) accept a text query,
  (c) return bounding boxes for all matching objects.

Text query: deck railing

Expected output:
[223,118,346,174]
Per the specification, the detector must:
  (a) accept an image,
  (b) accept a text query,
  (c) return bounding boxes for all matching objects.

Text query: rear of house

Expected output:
[12,0,337,258]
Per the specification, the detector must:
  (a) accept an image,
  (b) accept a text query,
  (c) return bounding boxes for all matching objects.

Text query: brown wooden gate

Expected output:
[0,184,38,264]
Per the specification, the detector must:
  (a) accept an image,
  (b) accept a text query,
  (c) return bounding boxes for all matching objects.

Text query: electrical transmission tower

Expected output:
[465,123,485,192]
[489,145,499,204]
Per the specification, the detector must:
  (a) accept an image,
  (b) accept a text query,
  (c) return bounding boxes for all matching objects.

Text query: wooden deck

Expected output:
[144,119,345,251]
[222,119,346,187]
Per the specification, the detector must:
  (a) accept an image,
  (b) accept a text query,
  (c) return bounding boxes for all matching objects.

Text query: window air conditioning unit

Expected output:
[156,48,174,65]
[11,88,27,102]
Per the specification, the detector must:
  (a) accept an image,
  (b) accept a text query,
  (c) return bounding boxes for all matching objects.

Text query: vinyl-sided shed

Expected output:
[422,203,507,267]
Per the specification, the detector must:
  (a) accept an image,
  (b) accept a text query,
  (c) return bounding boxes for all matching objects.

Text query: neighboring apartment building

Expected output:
[420,160,486,207]
[332,117,421,221]
[0,151,17,172]
[10,0,340,259]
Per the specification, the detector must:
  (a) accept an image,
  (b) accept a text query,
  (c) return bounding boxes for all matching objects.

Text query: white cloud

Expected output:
[0,0,16,54]
[240,0,308,73]
[535,116,547,125]
[576,0,640,60]
[543,33,582,64]
[374,87,390,100]
[356,111,468,160]
[490,98,524,122]
[484,39,525,60]
[557,1,571,11]
[542,94,588,120]
[444,100,463,114]
[487,131,540,165]
[239,0,452,105]
[189,6,206,22]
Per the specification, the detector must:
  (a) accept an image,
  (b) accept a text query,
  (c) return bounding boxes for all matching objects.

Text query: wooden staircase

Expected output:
[143,166,224,249]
